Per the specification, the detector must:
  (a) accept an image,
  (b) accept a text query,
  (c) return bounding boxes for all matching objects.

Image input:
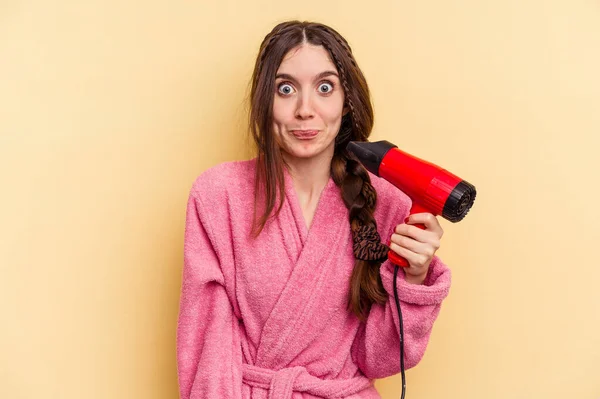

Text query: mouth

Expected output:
[290,130,319,139]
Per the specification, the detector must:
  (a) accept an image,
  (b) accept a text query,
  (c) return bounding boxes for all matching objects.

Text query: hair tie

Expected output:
[352,225,389,261]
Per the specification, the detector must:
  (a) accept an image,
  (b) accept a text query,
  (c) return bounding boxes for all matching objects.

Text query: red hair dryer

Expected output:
[347,140,477,267]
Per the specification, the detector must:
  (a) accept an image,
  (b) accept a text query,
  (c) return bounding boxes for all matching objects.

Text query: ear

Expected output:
[342,105,350,117]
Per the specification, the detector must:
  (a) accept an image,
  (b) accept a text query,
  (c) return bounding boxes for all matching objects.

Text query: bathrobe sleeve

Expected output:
[176,182,243,399]
[351,185,452,379]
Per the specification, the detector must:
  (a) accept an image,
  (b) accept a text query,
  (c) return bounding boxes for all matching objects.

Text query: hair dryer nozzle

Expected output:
[346,141,397,176]
[443,180,477,222]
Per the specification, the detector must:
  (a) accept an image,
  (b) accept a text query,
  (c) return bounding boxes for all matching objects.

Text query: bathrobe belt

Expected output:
[242,363,373,399]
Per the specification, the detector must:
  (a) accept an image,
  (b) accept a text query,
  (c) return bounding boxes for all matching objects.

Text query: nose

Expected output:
[295,92,315,120]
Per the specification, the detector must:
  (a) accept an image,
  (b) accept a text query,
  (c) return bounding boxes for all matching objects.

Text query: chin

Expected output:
[285,150,319,160]
[283,144,332,161]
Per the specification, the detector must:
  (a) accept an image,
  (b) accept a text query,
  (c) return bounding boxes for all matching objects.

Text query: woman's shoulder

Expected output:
[368,172,411,206]
[189,158,256,202]
[367,171,412,229]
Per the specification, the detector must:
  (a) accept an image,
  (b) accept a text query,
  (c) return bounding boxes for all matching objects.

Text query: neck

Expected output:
[282,151,333,199]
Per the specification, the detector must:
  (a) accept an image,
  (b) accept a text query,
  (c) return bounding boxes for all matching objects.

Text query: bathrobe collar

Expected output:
[255,165,353,369]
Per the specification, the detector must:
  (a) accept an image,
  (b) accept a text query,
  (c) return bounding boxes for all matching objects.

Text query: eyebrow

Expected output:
[275,70,339,83]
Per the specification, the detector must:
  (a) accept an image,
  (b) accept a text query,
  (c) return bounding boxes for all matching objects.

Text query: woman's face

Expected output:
[272,44,346,163]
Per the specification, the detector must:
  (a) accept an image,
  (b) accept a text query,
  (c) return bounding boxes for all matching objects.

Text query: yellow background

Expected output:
[1,1,599,398]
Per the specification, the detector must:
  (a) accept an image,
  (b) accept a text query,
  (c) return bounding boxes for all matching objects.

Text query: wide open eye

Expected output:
[278,83,295,95]
[318,82,334,94]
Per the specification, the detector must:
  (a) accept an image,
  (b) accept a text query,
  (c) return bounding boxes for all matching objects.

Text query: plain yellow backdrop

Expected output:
[1,1,599,398]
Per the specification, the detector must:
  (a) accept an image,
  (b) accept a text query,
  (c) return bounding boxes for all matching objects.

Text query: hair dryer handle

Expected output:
[387,203,429,268]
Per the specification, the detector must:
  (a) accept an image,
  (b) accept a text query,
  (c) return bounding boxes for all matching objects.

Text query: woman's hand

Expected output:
[389,213,444,285]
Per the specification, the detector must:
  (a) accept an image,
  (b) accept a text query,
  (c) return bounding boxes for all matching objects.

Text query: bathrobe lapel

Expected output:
[255,168,354,370]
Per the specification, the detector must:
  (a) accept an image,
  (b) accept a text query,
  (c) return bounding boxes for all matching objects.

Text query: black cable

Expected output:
[393,265,406,399]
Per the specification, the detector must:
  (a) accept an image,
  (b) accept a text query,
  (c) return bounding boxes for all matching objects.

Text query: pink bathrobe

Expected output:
[177,158,451,399]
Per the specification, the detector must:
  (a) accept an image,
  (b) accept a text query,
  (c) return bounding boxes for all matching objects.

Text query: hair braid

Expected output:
[255,23,297,78]
[332,149,388,321]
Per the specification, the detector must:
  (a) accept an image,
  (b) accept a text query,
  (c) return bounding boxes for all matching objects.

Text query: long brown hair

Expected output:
[248,20,386,321]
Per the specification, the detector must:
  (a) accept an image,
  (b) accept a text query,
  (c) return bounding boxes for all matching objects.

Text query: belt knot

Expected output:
[241,363,372,399]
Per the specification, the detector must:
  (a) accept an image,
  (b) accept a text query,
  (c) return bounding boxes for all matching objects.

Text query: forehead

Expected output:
[276,44,337,77]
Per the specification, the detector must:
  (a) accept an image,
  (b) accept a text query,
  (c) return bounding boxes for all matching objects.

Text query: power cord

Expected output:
[392,265,406,399]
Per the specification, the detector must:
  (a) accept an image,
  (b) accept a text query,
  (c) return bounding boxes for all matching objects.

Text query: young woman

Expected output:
[177,20,451,399]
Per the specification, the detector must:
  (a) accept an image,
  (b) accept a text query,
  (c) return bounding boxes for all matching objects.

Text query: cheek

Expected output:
[272,98,293,125]
[322,101,344,125]
[322,92,345,120]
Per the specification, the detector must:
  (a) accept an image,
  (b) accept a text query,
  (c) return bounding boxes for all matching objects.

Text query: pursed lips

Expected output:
[290,130,319,139]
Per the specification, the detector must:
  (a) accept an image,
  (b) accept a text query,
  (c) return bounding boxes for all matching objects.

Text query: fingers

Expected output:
[394,223,441,248]
[389,213,441,280]
[390,233,438,258]
[405,213,444,238]
[388,241,430,269]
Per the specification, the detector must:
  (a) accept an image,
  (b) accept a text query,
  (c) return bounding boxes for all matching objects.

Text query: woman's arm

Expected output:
[176,186,242,399]
[350,254,451,379]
